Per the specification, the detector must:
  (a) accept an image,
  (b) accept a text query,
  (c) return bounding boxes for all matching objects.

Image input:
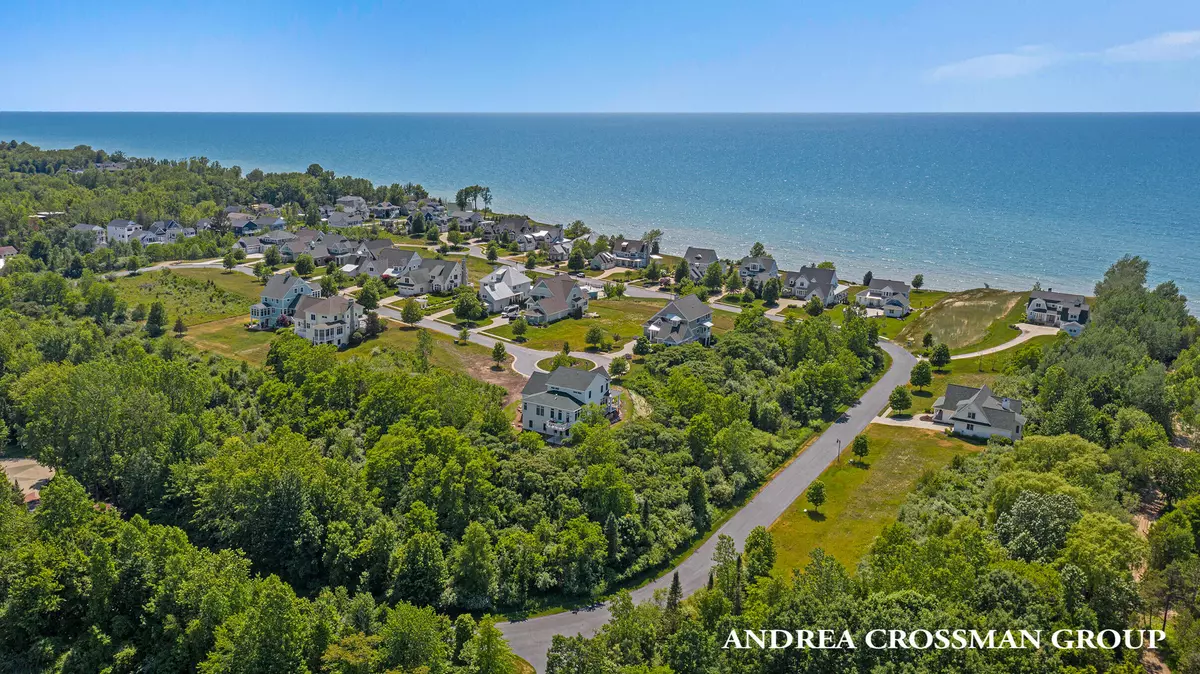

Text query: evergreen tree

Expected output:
[145,301,167,336]
[173,316,187,336]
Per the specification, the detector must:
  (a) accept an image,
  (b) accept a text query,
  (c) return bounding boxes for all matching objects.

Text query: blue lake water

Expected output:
[2,112,1198,302]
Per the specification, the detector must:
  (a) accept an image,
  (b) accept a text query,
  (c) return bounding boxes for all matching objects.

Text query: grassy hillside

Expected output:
[109,268,259,325]
[895,288,1027,352]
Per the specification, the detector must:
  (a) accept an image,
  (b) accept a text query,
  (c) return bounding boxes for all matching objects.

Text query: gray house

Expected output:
[251,271,319,328]
[520,366,618,443]
[643,294,713,346]
[683,247,722,282]
[738,256,779,289]
[782,266,847,306]
[933,384,1026,441]
[526,274,589,325]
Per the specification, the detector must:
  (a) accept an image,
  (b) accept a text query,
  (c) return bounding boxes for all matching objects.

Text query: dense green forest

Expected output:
[2,141,1200,672]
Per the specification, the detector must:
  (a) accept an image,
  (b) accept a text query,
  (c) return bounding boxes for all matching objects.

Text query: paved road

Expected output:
[498,340,917,671]
[950,323,1059,360]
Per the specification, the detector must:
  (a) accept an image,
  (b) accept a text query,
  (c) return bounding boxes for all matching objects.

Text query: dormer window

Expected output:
[967,412,976,420]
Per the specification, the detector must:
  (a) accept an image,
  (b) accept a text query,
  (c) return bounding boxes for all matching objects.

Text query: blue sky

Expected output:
[3,0,1199,112]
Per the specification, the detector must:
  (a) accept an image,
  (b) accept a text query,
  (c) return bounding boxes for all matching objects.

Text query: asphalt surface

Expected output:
[498,339,917,671]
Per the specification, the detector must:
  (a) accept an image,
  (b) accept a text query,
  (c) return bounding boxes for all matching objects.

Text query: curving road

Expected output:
[498,340,917,671]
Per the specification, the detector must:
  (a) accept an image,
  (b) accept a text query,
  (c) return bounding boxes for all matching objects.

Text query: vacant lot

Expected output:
[110,269,258,325]
[896,288,1026,352]
[769,425,979,573]
[485,298,666,351]
[183,317,276,365]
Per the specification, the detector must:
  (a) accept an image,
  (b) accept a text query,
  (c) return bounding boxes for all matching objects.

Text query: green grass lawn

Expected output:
[183,317,276,365]
[535,354,598,371]
[769,425,979,573]
[902,333,1059,415]
[485,297,667,351]
[110,269,258,325]
[895,288,1027,352]
[437,314,496,330]
[710,309,737,335]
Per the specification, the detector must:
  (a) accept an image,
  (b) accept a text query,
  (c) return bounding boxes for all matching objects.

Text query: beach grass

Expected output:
[769,425,979,573]
[895,288,1027,352]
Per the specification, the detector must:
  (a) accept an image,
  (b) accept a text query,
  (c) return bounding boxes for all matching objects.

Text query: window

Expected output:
[536,405,545,416]
[966,423,975,431]
[967,412,976,420]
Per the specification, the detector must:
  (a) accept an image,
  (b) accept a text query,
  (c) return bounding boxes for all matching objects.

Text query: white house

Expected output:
[394,257,467,296]
[478,266,533,313]
[526,274,589,325]
[106,219,142,244]
[781,266,848,306]
[293,295,363,347]
[590,251,616,271]
[1026,291,1089,336]
[251,271,319,328]
[610,238,650,268]
[520,366,619,443]
[933,384,1026,441]
[71,223,107,247]
[856,279,911,317]
[643,294,713,346]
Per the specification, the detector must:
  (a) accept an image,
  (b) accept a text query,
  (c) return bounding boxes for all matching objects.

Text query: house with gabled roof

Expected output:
[738,256,779,290]
[684,247,723,282]
[521,366,618,442]
[349,247,423,279]
[856,279,911,317]
[1026,291,1089,336]
[394,257,467,296]
[327,211,365,228]
[933,384,1026,441]
[526,274,588,325]
[479,266,533,313]
[106,219,142,244]
[71,223,107,247]
[782,266,848,306]
[610,237,650,268]
[643,294,713,346]
[293,295,363,347]
[251,271,319,328]
[251,215,286,231]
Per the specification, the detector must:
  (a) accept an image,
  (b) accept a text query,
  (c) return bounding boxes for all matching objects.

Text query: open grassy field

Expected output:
[109,269,258,325]
[903,333,1059,415]
[485,297,667,351]
[183,317,276,365]
[895,288,1026,352]
[710,308,737,335]
[769,425,979,573]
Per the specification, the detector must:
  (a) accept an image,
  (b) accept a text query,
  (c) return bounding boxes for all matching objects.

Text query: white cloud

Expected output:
[928,46,1060,81]
[929,29,1200,81]
[1102,30,1200,62]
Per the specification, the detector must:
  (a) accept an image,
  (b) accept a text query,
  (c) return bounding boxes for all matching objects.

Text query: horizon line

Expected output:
[3,110,1200,115]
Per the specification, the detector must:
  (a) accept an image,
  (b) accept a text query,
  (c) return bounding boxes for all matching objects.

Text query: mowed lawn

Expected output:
[896,288,1027,353]
[904,333,1060,415]
[183,317,275,365]
[769,425,979,573]
[486,298,667,351]
[109,269,259,325]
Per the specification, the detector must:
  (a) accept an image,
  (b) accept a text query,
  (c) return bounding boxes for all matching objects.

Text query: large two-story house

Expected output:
[394,257,467,296]
[106,219,142,244]
[782,266,847,306]
[643,294,713,346]
[251,271,319,328]
[856,278,911,317]
[479,266,533,313]
[738,256,779,290]
[521,366,618,442]
[683,247,723,283]
[610,238,650,268]
[933,385,1026,441]
[526,274,589,325]
[71,223,107,247]
[293,295,363,347]
[1026,291,1089,337]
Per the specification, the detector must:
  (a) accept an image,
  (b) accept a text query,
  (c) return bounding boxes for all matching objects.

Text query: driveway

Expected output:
[1,457,54,494]
[498,340,917,671]
[950,323,1059,360]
